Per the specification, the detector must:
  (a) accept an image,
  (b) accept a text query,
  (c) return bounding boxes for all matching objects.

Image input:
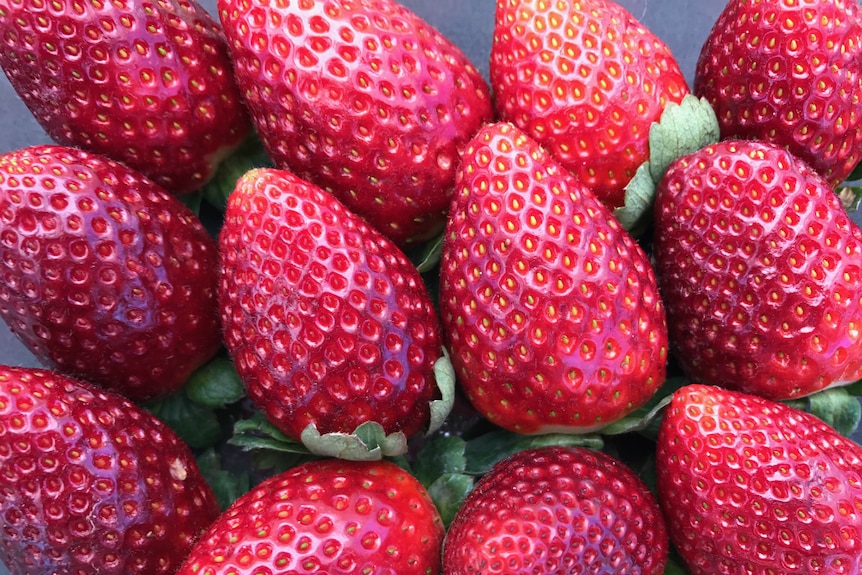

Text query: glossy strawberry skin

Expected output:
[440,122,668,434]
[218,167,442,442]
[217,0,493,246]
[657,384,862,575]
[695,0,862,188]
[0,0,251,194]
[0,145,221,402]
[177,458,444,575]
[443,446,668,575]
[0,365,220,575]
[653,139,862,400]
[490,0,689,208]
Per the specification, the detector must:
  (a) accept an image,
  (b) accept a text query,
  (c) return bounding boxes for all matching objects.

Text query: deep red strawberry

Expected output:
[217,0,493,246]
[176,457,444,575]
[695,0,862,188]
[653,139,862,400]
[0,145,221,402]
[218,167,443,450]
[657,384,862,575]
[0,0,251,194]
[490,0,690,208]
[439,122,668,434]
[0,365,220,575]
[443,446,668,574]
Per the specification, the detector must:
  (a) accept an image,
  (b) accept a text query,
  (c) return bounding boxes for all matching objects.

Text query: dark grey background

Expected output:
[0,2,859,573]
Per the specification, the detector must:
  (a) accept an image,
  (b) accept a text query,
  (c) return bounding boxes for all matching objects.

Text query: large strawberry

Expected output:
[653,139,862,400]
[0,0,251,194]
[0,145,221,402]
[490,0,690,208]
[443,446,668,574]
[217,0,493,246]
[218,167,445,457]
[439,122,668,434]
[695,0,862,188]
[176,458,444,575]
[657,384,862,575]
[0,364,220,575]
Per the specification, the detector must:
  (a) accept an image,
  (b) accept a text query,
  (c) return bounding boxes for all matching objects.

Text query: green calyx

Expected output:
[614,94,720,235]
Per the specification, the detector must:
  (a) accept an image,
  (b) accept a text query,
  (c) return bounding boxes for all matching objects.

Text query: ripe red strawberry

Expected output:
[0,0,251,194]
[443,446,668,574]
[695,0,862,188]
[490,0,690,209]
[439,122,668,434]
[657,384,862,575]
[0,145,221,402]
[217,0,493,246]
[176,457,444,575]
[653,139,862,400]
[0,364,220,575]
[218,167,443,448]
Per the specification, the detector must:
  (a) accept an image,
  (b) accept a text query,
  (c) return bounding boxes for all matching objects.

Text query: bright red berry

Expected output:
[176,458,444,575]
[490,0,690,208]
[654,139,862,400]
[0,365,220,575]
[657,384,862,575]
[217,0,494,245]
[440,122,668,434]
[0,145,221,401]
[695,0,862,187]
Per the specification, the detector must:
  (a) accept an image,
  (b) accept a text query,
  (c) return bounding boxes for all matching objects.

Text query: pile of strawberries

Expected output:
[0,0,861,574]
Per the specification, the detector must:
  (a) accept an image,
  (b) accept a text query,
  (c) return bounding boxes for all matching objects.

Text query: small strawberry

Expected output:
[653,139,862,400]
[0,145,221,402]
[217,0,494,246]
[657,384,862,575]
[490,0,690,208]
[694,0,862,188]
[218,167,444,455]
[443,446,668,574]
[0,0,252,194]
[176,458,444,575]
[439,122,668,434]
[0,364,220,575]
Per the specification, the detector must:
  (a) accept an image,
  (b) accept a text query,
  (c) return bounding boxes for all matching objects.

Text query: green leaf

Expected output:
[463,430,603,476]
[843,380,862,396]
[195,448,250,511]
[427,473,475,528]
[662,556,691,575]
[144,392,223,450]
[615,95,719,234]
[598,377,689,438]
[178,191,203,215]
[847,160,862,182]
[412,435,468,488]
[427,349,456,436]
[185,356,246,408]
[201,132,272,210]
[413,232,445,273]
[806,387,862,437]
[837,185,862,213]
[230,412,310,454]
[300,421,408,461]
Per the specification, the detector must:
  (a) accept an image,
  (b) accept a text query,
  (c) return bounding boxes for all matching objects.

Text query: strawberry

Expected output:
[216,0,494,246]
[0,364,220,575]
[694,0,862,188]
[439,122,668,434]
[443,446,668,574]
[653,139,862,400]
[657,384,862,575]
[0,145,221,402]
[218,167,443,452]
[489,0,690,209]
[176,457,444,575]
[0,0,251,194]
